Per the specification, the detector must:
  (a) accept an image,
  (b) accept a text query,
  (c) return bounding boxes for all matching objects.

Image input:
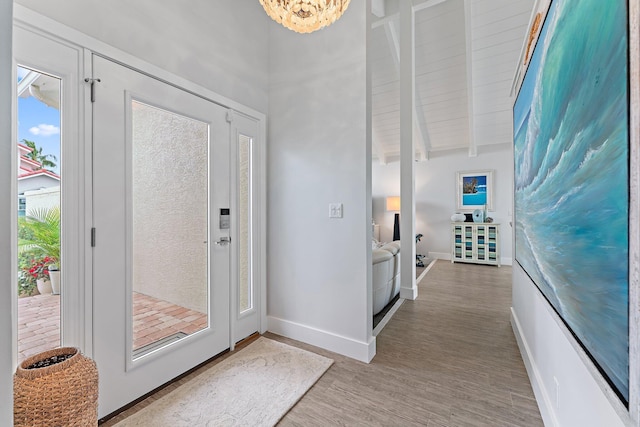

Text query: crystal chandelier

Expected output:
[259,0,351,34]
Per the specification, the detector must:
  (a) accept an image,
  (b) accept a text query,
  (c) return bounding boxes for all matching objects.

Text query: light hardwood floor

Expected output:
[275,260,543,426]
[101,260,543,426]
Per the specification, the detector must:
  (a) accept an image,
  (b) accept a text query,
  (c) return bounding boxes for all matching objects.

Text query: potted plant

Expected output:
[18,253,38,297]
[25,257,54,295]
[18,207,60,295]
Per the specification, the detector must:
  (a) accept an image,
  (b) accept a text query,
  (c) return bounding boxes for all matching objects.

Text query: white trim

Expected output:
[13,21,87,353]
[511,308,559,427]
[373,298,405,337]
[82,48,94,358]
[417,258,437,284]
[429,251,451,260]
[500,257,513,266]
[258,116,268,336]
[3,2,15,423]
[399,0,418,303]
[267,316,376,363]
[229,112,265,344]
[400,286,418,300]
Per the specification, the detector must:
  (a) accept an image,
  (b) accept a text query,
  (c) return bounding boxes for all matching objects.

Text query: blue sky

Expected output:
[17,66,61,174]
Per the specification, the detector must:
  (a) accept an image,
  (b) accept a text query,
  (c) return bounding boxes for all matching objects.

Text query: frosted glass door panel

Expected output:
[131,100,209,358]
[238,134,253,314]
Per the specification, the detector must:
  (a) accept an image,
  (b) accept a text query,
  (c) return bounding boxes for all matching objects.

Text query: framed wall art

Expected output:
[513,0,629,404]
[456,170,494,211]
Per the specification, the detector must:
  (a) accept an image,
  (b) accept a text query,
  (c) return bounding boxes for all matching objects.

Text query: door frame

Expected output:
[229,111,267,347]
[13,4,267,361]
[12,21,89,354]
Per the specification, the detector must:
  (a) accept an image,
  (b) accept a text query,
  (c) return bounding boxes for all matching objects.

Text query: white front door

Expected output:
[92,55,230,417]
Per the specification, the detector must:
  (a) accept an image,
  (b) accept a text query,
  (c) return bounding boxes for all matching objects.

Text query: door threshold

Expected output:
[98,346,230,424]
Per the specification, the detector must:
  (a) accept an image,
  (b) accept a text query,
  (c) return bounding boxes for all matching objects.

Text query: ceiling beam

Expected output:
[372,0,385,18]
[413,0,451,13]
[372,0,451,29]
[383,19,430,162]
[464,0,477,157]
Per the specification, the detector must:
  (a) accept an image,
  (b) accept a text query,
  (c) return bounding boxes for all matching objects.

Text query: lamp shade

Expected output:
[386,196,400,211]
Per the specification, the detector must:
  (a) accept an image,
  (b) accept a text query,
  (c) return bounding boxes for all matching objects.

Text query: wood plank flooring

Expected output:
[275,260,543,426]
[101,260,543,426]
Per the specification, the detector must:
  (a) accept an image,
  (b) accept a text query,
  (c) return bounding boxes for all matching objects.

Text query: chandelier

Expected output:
[259,0,351,34]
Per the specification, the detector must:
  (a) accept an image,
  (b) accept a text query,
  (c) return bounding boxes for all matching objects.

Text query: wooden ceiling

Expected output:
[371,0,535,163]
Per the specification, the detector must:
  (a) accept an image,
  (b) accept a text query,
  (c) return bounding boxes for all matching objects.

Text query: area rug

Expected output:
[115,337,333,426]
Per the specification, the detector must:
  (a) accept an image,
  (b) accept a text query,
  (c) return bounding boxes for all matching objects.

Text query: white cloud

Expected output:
[29,124,60,137]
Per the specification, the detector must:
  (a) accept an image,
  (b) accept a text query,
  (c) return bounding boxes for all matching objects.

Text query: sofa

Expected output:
[372,241,401,315]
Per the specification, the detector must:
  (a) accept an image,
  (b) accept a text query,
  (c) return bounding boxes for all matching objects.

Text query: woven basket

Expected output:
[14,347,98,427]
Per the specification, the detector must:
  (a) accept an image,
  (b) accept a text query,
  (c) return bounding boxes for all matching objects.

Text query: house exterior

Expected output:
[1,1,637,425]
[17,142,60,216]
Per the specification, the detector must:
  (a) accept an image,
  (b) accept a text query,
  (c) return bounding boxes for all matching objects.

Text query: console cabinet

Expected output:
[451,223,500,266]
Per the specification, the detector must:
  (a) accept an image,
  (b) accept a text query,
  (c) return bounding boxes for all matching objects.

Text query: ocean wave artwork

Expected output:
[513,0,629,401]
[462,175,487,206]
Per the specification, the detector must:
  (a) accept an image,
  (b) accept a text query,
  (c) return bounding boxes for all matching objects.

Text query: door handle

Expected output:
[215,236,231,246]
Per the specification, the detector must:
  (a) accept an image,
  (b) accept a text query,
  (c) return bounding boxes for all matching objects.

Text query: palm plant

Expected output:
[18,206,60,266]
[21,139,57,171]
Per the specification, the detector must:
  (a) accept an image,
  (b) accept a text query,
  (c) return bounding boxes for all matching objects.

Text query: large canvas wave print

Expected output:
[513,0,629,401]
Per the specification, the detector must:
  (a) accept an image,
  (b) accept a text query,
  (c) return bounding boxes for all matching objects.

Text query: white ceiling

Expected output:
[371,0,535,163]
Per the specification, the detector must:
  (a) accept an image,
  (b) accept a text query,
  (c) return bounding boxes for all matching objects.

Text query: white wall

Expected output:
[266,2,374,361]
[15,0,270,113]
[1,0,13,424]
[512,266,627,426]
[372,144,513,264]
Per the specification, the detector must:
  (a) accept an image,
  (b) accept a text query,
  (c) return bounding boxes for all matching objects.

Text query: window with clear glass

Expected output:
[16,66,62,362]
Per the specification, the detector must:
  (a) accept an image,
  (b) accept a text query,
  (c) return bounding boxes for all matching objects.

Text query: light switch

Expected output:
[329,203,343,218]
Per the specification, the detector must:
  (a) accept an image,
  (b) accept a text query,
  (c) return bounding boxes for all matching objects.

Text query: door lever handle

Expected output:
[215,236,231,246]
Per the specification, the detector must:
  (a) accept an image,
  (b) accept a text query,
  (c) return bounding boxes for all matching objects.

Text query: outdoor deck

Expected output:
[17,292,208,363]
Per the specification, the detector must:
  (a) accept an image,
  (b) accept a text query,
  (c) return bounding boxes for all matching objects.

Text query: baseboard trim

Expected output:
[511,308,559,427]
[373,297,405,337]
[267,316,376,363]
[429,252,513,266]
[417,258,437,285]
[429,252,450,260]
[400,286,418,300]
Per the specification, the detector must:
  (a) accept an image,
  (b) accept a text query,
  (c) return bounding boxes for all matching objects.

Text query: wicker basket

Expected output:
[14,347,98,427]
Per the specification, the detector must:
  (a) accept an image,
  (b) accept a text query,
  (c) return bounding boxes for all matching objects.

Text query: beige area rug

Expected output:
[115,337,333,427]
